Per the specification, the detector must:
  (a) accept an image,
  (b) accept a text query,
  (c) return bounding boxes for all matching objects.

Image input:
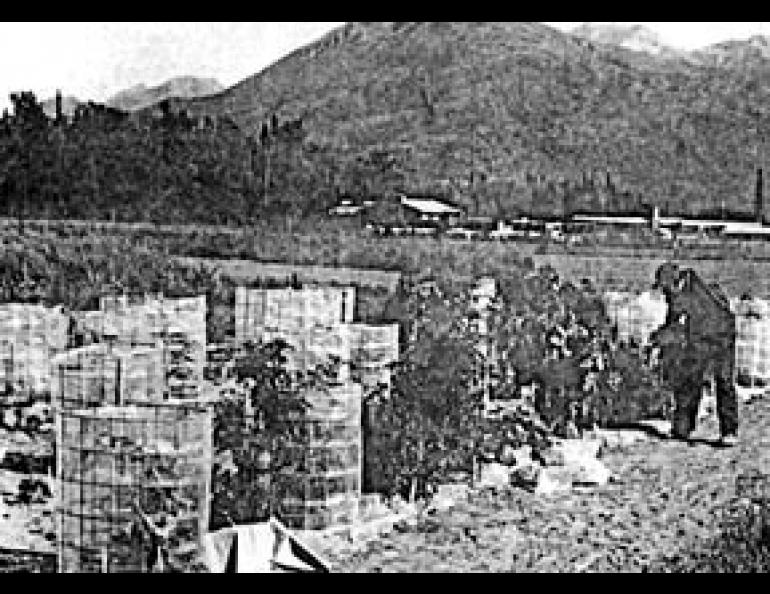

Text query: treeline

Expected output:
[463,168,757,221]
[0,91,757,226]
[0,92,341,225]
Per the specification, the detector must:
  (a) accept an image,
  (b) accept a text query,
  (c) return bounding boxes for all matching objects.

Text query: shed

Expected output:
[399,194,463,226]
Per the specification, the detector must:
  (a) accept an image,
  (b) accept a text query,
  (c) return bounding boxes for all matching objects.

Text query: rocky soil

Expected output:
[320,397,770,572]
[0,425,56,573]
[2,397,769,572]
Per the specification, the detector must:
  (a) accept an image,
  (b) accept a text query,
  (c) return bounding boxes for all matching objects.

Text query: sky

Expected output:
[3,22,770,112]
[0,22,345,111]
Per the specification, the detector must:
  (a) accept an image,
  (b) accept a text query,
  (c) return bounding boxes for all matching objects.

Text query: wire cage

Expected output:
[278,381,363,531]
[349,323,399,398]
[732,297,770,388]
[56,404,212,573]
[50,344,166,412]
[235,286,356,345]
[0,303,69,398]
[75,295,207,401]
[261,325,354,381]
[603,290,667,347]
[203,342,239,385]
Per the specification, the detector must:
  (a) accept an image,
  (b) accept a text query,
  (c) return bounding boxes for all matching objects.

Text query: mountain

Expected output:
[149,22,770,218]
[107,76,224,112]
[570,23,685,59]
[573,24,770,71]
[693,35,770,70]
[41,94,83,119]
[570,24,770,74]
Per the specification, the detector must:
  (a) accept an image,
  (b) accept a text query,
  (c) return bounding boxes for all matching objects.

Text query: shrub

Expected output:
[209,340,340,529]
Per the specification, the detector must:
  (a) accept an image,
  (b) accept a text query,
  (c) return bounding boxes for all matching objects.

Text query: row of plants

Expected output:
[3,226,673,513]
[210,269,673,525]
[364,266,672,500]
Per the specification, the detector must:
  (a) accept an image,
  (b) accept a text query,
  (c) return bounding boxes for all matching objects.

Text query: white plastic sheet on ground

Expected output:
[202,517,331,573]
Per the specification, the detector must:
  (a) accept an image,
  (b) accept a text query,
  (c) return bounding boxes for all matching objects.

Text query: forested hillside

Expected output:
[0,92,339,224]
[171,21,770,219]
[6,22,770,223]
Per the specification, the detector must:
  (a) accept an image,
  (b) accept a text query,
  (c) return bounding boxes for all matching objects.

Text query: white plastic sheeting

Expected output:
[0,303,69,395]
[202,517,330,573]
[603,291,667,347]
[731,297,770,385]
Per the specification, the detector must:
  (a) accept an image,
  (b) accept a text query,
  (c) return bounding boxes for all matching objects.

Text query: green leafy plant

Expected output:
[209,340,340,530]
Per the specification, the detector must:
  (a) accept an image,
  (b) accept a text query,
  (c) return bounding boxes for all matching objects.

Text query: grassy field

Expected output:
[176,257,402,292]
[7,217,770,300]
[533,254,770,298]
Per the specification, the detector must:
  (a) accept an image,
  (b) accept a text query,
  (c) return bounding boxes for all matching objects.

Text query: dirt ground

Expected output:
[319,396,770,573]
[0,424,56,573]
[2,397,769,572]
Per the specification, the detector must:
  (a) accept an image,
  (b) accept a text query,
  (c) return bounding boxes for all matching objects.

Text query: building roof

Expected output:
[328,204,365,215]
[400,195,462,215]
[572,215,650,225]
[721,222,770,236]
[572,214,770,236]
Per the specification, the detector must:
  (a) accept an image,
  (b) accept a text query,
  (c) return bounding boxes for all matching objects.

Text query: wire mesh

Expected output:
[74,295,206,401]
[228,288,398,531]
[349,323,399,399]
[50,344,166,412]
[235,286,356,345]
[56,404,212,573]
[0,303,69,397]
[278,382,363,531]
[732,297,770,387]
[235,286,359,383]
[261,325,353,380]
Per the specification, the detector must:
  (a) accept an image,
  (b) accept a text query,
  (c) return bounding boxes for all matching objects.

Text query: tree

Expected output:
[368,276,487,499]
[209,340,339,529]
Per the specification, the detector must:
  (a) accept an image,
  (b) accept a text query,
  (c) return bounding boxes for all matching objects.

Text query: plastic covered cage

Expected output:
[277,382,363,531]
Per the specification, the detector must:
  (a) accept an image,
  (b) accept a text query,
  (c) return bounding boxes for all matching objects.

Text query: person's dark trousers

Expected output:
[714,350,739,437]
[671,347,739,439]
[668,346,704,439]
[672,372,704,439]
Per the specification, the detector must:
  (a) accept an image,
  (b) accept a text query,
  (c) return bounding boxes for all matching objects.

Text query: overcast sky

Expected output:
[2,22,770,112]
[0,22,345,111]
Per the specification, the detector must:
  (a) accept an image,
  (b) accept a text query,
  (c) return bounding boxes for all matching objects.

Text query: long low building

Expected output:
[571,214,770,239]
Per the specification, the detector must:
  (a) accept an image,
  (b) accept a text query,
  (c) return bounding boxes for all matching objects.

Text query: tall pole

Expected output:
[756,113,763,224]
[20,141,27,236]
[470,73,477,215]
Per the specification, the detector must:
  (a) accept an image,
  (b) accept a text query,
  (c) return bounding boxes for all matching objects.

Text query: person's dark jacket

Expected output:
[664,269,735,354]
[651,269,735,386]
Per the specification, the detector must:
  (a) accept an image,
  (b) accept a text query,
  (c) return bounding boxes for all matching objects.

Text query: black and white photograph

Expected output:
[1,21,770,573]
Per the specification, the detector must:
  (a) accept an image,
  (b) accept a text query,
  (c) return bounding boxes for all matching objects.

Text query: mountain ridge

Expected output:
[570,23,685,59]
[572,23,770,70]
[160,21,770,218]
[107,75,224,112]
